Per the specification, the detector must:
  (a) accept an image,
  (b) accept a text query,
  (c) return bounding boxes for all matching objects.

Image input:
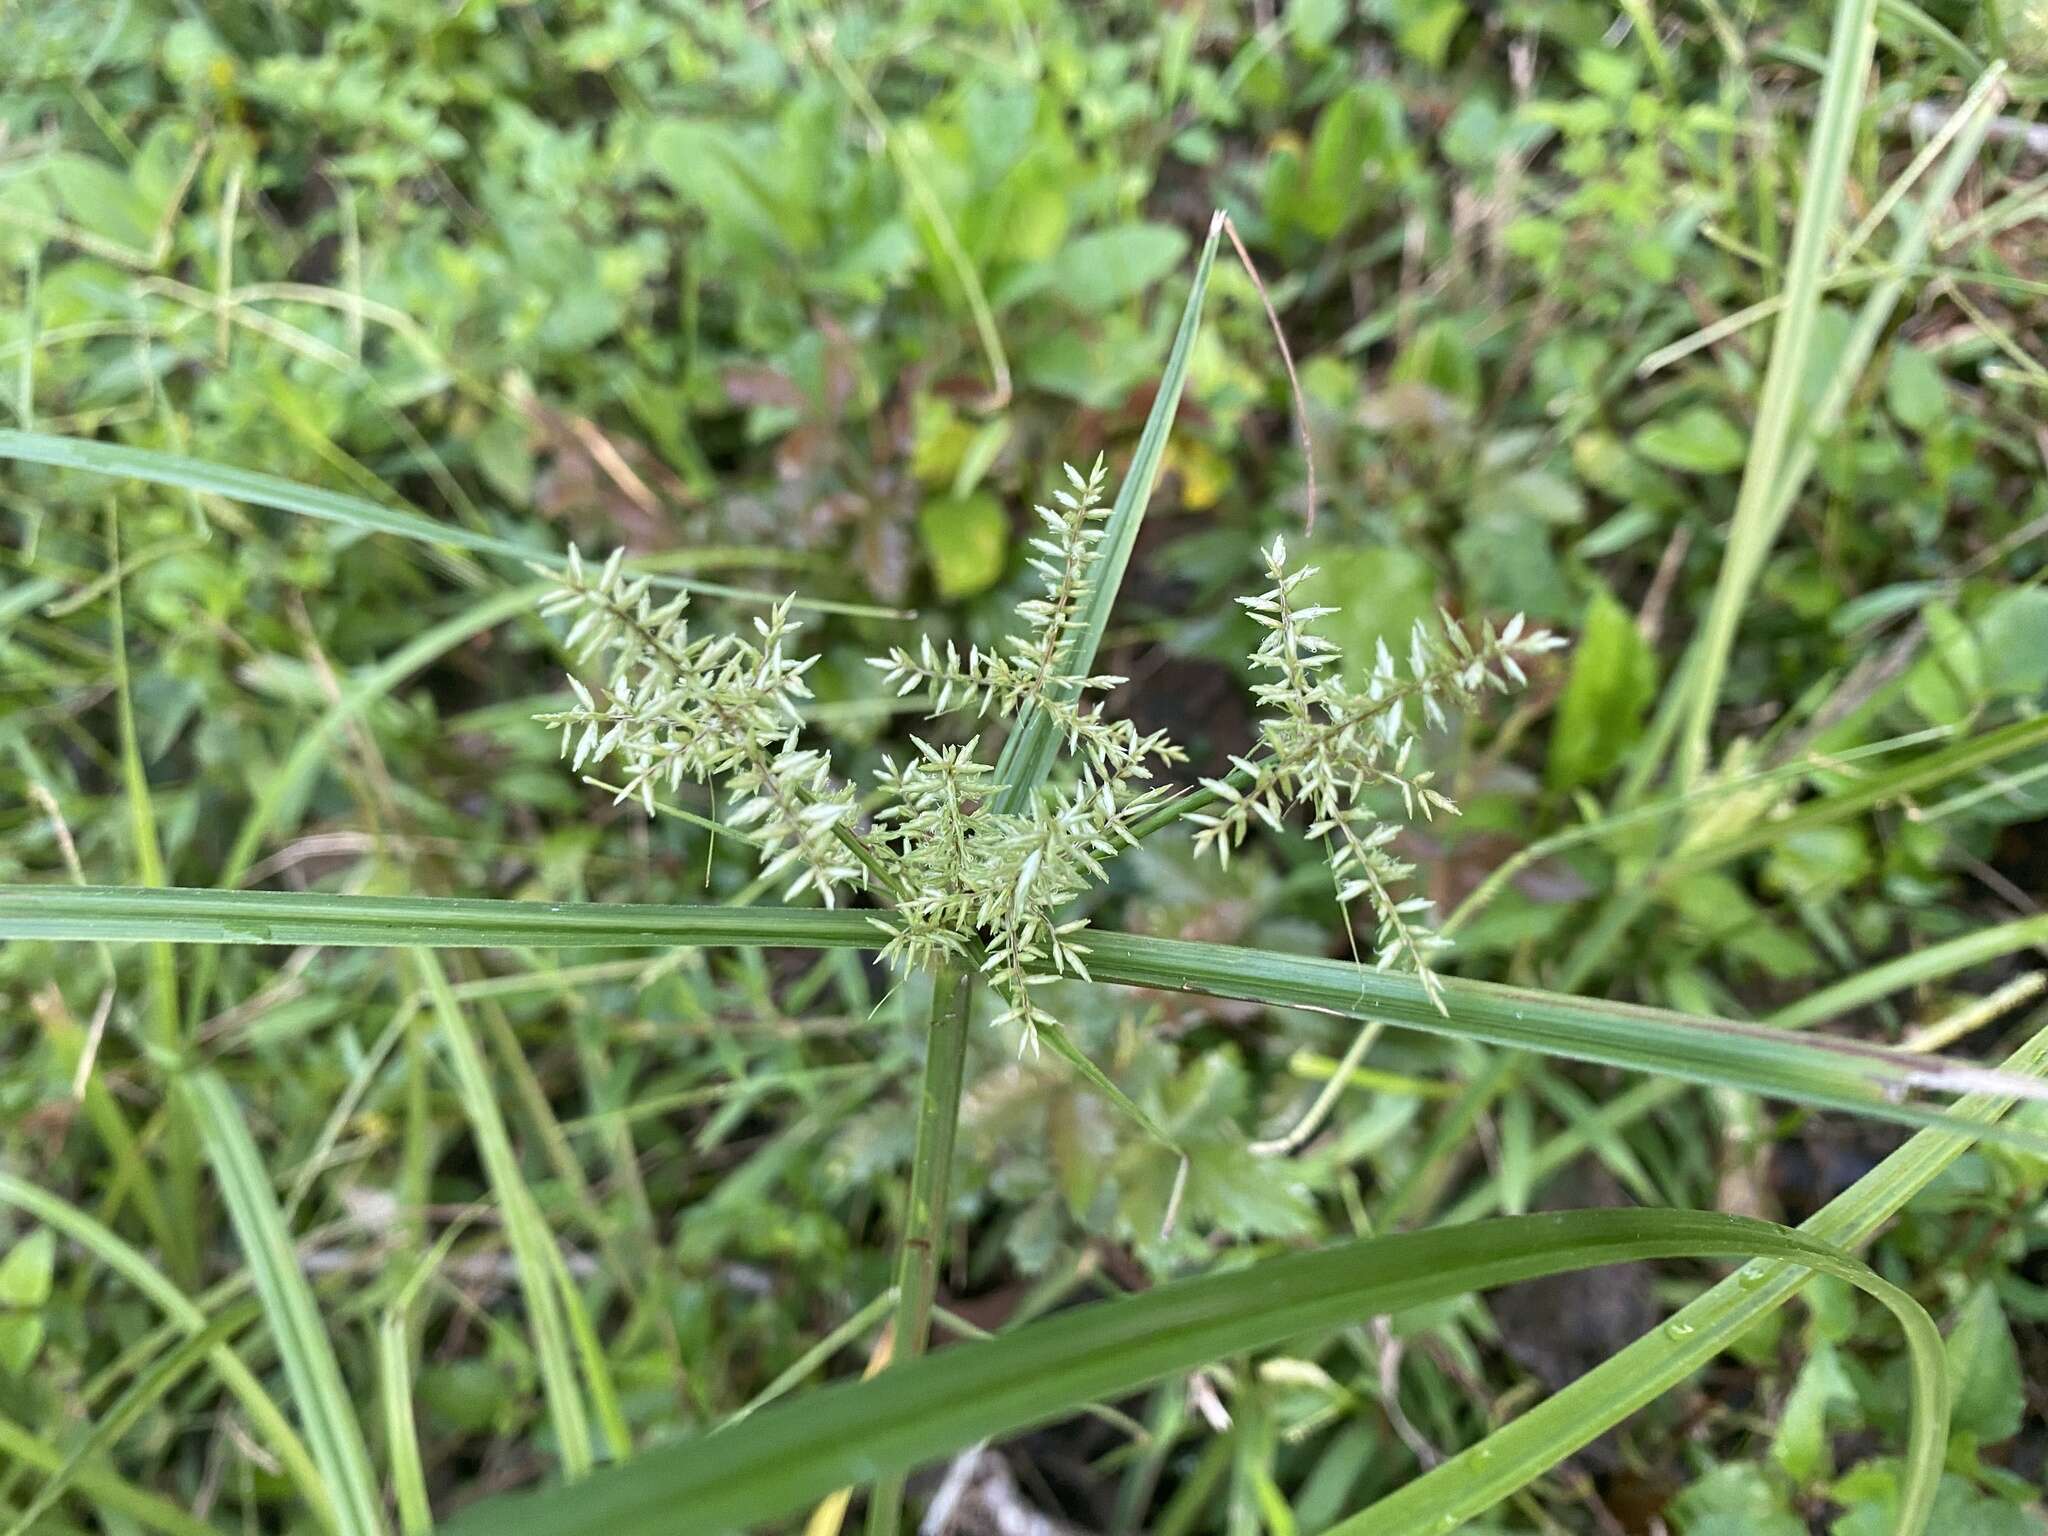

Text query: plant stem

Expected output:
[865,960,975,1536]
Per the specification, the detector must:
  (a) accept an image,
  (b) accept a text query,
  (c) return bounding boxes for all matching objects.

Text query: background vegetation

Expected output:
[2,0,2047,1531]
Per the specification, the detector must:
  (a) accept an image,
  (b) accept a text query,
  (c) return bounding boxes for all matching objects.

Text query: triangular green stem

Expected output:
[864,961,976,1536]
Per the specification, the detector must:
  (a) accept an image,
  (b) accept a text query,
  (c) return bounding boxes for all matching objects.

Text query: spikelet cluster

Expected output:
[1188,537,1564,1009]
[870,738,1172,1048]
[862,459,1180,1050]
[869,459,1183,781]
[534,548,863,904]
[539,476,1554,1047]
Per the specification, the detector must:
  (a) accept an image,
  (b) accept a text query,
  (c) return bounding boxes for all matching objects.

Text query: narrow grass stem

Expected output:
[865,961,977,1536]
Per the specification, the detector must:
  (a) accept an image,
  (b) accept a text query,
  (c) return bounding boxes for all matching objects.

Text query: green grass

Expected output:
[3,2,2046,1533]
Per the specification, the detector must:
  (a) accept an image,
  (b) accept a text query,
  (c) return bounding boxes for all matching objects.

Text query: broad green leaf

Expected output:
[0,1230,54,1309]
[1772,1340,1858,1482]
[1389,318,1480,414]
[646,120,789,247]
[0,1317,43,1376]
[1670,1464,1806,1536]
[1455,515,1570,620]
[1831,1466,2038,1536]
[1394,0,1468,68]
[1264,81,1410,240]
[1762,826,1873,902]
[442,1210,1946,1536]
[1975,587,2048,698]
[1289,0,1346,50]
[474,412,536,504]
[1300,544,1437,689]
[1944,1283,2024,1445]
[1575,47,1641,101]
[1043,223,1189,312]
[38,153,156,248]
[1903,602,1985,725]
[1634,405,1749,474]
[1474,467,1585,527]
[420,1360,513,1433]
[1884,341,1947,433]
[1548,586,1656,789]
[1442,95,1507,168]
[917,490,1008,599]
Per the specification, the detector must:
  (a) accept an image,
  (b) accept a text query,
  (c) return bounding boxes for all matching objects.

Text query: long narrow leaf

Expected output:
[7,885,2046,1145]
[991,212,1224,811]
[107,515,200,1285]
[1561,709,2048,991]
[0,429,895,617]
[0,429,528,559]
[0,1412,226,1536]
[1442,913,2048,1226]
[1671,712,2048,875]
[0,1174,329,1527]
[1,1307,251,1536]
[184,582,544,1032]
[1350,1015,2048,1534]
[379,1308,433,1536]
[1676,0,1881,784]
[0,884,870,949]
[415,951,595,1476]
[229,584,543,880]
[181,1072,387,1536]
[441,1210,1947,1536]
[1079,929,2048,1144]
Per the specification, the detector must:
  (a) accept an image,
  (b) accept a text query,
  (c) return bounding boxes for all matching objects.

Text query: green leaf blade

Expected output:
[183,1072,388,1536]
[9,886,2046,1149]
[992,211,1225,812]
[1346,1018,2048,1535]
[442,1210,1946,1536]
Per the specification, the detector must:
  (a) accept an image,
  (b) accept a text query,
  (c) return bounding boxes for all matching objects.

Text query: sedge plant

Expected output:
[526,437,1557,1535]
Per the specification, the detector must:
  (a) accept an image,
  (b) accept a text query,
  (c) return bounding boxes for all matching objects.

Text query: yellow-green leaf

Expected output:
[1634,404,1748,474]
[918,492,1009,600]
[0,1230,53,1310]
[1547,587,1655,790]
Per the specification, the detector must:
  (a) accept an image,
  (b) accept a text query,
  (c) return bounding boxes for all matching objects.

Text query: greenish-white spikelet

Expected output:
[535,554,863,906]
[965,770,1170,1055]
[538,473,1547,1046]
[856,464,1190,1042]
[1188,537,1562,1010]
[866,456,1184,784]
[869,737,995,972]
